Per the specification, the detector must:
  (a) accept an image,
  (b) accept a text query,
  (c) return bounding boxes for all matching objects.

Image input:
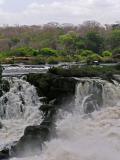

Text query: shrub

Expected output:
[86,54,102,64]
[80,50,95,57]
[47,57,59,64]
[73,55,83,62]
[49,65,119,77]
[40,48,57,57]
[11,47,39,57]
[112,48,120,55]
[102,51,112,57]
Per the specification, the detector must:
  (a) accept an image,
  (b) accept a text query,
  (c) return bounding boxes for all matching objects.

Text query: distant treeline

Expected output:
[0,21,120,64]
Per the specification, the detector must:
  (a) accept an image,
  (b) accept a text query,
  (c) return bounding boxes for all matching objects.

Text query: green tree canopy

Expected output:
[85,31,104,53]
[109,29,120,49]
[59,31,79,55]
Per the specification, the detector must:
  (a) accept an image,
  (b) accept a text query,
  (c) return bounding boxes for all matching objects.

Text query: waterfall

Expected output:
[7,78,120,160]
[0,77,42,149]
[75,78,120,114]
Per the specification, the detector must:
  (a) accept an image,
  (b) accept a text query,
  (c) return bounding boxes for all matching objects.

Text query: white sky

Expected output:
[0,0,119,25]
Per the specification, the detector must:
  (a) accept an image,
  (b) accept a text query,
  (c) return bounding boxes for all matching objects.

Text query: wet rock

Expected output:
[27,73,77,104]
[40,104,56,116]
[0,148,9,160]
[12,72,77,157]
[11,103,56,157]
[0,89,2,97]
[11,124,53,157]
[85,103,96,114]
[0,122,3,129]
[39,97,48,104]
[2,80,10,93]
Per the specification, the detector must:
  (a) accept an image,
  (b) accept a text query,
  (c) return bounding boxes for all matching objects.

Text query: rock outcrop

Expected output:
[9,73,77,157]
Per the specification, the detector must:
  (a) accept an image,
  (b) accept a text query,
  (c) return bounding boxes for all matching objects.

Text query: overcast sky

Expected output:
[0,0,119,25]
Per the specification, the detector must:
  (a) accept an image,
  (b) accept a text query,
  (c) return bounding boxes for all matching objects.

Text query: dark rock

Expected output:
[0,148,9,160]
[11,72,77,157]
[39,97,48,104]
[2,80,10,93]
[2,97,8,104]
[11,123,53,157]
[19,95,25,105]
[39,104,55,113]
[0,89,2,97]
[27,73,77,104]
[12,103,56,157]
[0,122,3,129]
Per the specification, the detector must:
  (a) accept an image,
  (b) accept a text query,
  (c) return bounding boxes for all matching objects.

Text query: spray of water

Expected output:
[0,77,42,149]
[8,78,120,160]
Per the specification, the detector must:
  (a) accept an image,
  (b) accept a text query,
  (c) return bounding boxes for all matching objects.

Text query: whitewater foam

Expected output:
[10,79,120,160]
[0,77,42,149]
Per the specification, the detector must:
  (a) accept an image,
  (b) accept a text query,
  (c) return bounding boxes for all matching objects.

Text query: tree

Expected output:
[113,48,120,55]
[59,31,78,55]
[109,29,120,49]
[85,31,104,53]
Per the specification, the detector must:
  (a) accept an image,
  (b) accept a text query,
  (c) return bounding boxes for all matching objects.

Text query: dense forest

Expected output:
[0,21,120,64]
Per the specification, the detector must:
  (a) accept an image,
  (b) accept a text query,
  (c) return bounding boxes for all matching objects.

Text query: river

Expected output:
[0,65,120,160]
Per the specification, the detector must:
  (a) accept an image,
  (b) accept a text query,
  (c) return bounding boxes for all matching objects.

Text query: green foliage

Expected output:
[0,22,119,64]
[80,50,95,57]
[109,29,120,49]
[86,54,102,64]
[75,38,86,50]
[49,65,119,77]
[12,47,39,56]
[85,31,104,53]
[59,31,78,55]
[47,57,59,64]
[73,55,83,62]
[102,51,112,57]
[40,48,57,57]
[112,48,120,55]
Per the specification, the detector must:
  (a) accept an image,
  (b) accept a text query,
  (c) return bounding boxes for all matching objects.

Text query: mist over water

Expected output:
[0,77,42,149]
[1,78,120,160]
[11,107,120,160]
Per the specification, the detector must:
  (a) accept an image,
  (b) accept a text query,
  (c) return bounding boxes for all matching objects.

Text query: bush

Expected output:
[47,57,59,64]
[80,50,95,57]
[49,65,120,77]
[12,47,39,57]
[112,48,120,55]
[40,48,57,57]
[74,55,83,62]
[102,51,112,57]
[86,54,102,64]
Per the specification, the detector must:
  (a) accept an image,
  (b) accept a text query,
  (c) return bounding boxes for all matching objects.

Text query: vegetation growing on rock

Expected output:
[48,65,120,79]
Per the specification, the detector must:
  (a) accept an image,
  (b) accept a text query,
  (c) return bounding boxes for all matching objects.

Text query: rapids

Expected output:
[0,77,42,150]
[10,78,120,160]
[12,107,120,160]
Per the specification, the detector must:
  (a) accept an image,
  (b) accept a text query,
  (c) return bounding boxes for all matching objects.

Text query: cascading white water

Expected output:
[10,78,120,160]
[75,78,120,113]
[0,77,42,149]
